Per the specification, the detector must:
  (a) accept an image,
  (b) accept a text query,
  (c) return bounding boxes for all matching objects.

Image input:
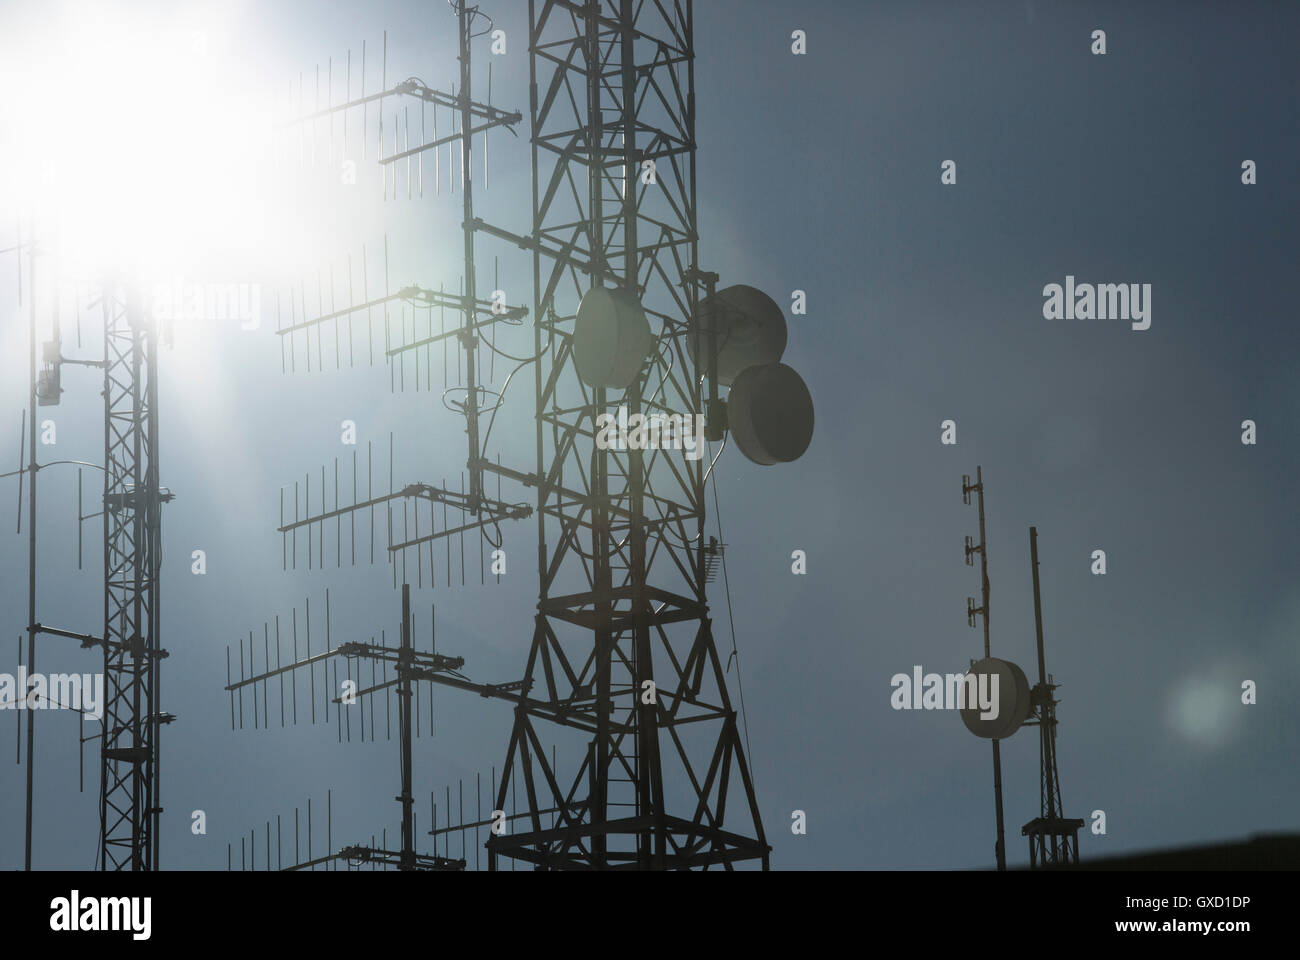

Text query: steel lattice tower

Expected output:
[100,285,172,870]
[477,0,768,870]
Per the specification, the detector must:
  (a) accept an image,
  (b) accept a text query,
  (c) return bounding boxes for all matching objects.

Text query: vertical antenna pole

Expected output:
[24,217,37,871]
[973,465,1006,872]
[976,466,990,660]
[1029,524,1070,865]
[14,411,24,535]
[991,745,1007,870]
[458,0,483,510]
[583,0,612,872]
[1030,524,1050,847]
[1030,526,1047,686]
[398,583,414,870]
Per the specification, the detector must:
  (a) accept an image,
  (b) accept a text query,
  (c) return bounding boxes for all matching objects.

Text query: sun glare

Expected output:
[0,1,281,290]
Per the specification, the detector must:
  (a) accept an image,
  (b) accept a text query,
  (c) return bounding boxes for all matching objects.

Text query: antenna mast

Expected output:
[99,281,175,870]
[963,465,1007,872]
[1021,526,1084,867]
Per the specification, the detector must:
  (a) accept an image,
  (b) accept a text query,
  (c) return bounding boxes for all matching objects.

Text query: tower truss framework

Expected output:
[100,287,171,871]
[481,0,768,871]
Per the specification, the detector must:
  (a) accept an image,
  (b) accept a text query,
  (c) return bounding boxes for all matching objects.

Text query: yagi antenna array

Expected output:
[272,13,528,520]
[228,790,464,872]
[228,585,470,871]
[276,435,530,590]
[276,30,517,201]
[224,588,465,742]
[427,761,565,872]
[274,238,527,382]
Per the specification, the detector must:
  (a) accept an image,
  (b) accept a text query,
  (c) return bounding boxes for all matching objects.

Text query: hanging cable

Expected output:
[705,439,755,790]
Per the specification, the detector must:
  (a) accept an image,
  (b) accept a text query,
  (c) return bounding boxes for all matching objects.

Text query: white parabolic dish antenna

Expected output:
[573,285,654,390]
[689,284,788,386]
[959,657,1032,739]
[727,362,814,465]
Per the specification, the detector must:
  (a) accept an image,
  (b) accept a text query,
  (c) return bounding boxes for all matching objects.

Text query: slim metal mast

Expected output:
[398,583,415,870]
[963,465,1007,871]
[1021,526,1084,867]
[24,220,38,871]
[456,1,483,510]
